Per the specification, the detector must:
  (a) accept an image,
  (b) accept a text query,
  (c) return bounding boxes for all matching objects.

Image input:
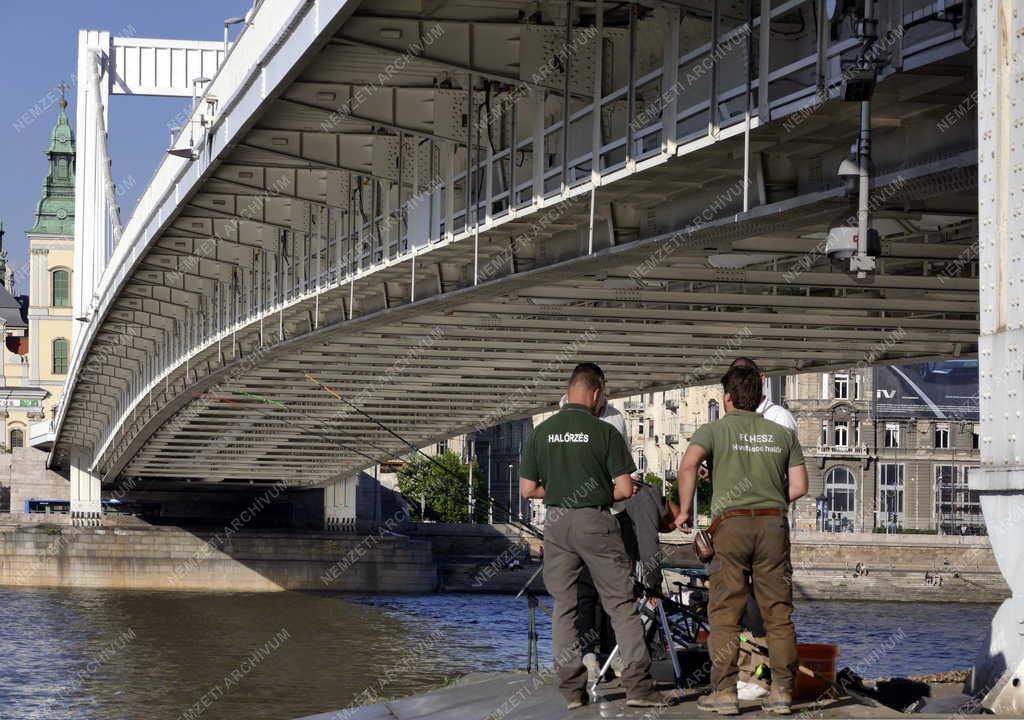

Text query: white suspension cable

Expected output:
[89,50,124,245]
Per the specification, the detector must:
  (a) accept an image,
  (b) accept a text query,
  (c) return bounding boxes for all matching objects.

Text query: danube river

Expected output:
[0,588,994,720]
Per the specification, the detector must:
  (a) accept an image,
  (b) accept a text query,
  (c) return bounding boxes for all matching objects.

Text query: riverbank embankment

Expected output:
[416,524,1008,603]
[0,519,1007,600]
[0,521,436,592]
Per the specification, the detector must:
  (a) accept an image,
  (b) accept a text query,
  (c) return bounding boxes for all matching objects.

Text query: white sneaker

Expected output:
[582,652,601,684]
[737,680,770,700]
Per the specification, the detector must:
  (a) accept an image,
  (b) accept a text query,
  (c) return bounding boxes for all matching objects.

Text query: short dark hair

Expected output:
[721,365,762,411]
[729,357,761,373]
[569,362,605,392]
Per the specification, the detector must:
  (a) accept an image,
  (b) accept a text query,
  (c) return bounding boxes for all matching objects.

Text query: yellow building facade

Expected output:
[0,98,75,452]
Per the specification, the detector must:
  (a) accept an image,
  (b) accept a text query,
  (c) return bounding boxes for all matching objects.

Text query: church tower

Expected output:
[23,85,76,430]
[30,86,76,237]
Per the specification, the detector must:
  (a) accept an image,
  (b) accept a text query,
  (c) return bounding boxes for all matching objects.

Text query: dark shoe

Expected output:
[697,690,740,715]
[626,689,675,707]
[762,689,793,715]
[566,694,590,711]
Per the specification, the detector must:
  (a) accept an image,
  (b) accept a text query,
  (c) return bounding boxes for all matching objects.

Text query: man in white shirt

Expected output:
[560,393,631,451]
[729,357,797,433]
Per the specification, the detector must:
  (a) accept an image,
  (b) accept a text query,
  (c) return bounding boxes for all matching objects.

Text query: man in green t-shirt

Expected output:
[520,363,672,710]
[675,365,808,715]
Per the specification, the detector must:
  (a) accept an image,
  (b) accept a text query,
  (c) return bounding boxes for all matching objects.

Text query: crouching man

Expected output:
[675,365,808,715]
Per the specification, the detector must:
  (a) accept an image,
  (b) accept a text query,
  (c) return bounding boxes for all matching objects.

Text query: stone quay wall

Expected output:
[0,524,438,593]
[416,524,1008,602]
[0,447,69,517]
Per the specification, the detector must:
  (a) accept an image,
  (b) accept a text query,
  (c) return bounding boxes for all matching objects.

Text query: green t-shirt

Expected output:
[520,403,636,508]
[689,409,805,517]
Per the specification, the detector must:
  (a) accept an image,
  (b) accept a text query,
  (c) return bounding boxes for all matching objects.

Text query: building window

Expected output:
[436,440,448,455]
[51,269,71,307]
[853,420,861,447]
[852,374,862,400]
[833,421,848,448]
[820,421,828,446]
[708,400,720,422]
[636,452,647,472]
[638,421,644,436]
[935,465,985,535]
[934,426,950,449]
[647,419,655,437]
[972,431,979,450]
[9,428,24,449]
[833,374,849,400]
[884,423,901,449]
[52,338,69,374]
[824,466,857,531]
[878,463,905,528]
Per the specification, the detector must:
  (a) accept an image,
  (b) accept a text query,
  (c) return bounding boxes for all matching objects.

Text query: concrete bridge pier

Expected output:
[69,449,101,526]
[972,2,1024,713]
[323,475,357,532]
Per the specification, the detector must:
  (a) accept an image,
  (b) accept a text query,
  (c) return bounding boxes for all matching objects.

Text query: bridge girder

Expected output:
[55,0,981,488]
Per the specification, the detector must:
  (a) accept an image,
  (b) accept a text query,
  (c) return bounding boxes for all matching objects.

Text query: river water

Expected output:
[0,587,994,720]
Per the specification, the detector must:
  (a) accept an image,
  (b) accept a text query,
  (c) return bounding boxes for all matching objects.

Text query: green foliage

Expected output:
[397,450,488,523]
[664,475,712,518]
[643,472,663,490]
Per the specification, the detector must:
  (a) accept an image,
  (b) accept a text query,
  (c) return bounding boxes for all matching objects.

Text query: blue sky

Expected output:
[0,0,252,295]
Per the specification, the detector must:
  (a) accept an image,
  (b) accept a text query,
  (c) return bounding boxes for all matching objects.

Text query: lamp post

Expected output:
[191,76,212,110]
[467,438,475,523]
[223,16,246,56]
[815,493,829,532]
[508,463,514,522]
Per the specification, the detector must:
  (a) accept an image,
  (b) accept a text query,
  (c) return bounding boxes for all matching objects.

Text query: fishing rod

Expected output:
[303,372,545,541]
[229,391,403,480]
[223,390,511,534]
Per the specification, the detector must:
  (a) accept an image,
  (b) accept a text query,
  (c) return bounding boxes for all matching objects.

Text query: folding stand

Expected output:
[588,593,686,698]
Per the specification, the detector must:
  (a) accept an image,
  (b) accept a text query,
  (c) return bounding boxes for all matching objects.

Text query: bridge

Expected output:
[42,0,1023,705]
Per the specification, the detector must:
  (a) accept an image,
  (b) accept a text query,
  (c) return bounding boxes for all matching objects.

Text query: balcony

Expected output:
[624,400,645,414]
[814,444,869,457]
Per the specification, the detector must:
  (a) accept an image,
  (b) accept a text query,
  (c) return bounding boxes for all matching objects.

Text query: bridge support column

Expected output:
[971,3,1024,713]
[69,451,101,526]
[324,475,357,532]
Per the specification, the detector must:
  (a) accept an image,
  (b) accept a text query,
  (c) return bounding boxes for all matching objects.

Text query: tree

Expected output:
[643,472,664,491]
[665,473,712,519]
[397,450,488,523]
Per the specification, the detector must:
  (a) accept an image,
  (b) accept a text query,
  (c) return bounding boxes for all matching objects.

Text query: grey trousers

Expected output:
[543,506,654,700]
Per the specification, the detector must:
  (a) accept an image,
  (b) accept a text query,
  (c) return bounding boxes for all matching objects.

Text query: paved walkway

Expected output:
[295,672,972,719]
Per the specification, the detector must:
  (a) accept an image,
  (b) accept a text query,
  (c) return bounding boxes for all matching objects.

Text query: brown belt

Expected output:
[707,507,785,536]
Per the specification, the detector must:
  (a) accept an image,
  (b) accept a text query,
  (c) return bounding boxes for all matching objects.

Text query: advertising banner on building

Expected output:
[0,399,38,408]
[873,360,979,420]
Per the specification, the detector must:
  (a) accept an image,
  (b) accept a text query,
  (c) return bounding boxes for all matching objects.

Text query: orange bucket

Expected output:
[793,643,839,702]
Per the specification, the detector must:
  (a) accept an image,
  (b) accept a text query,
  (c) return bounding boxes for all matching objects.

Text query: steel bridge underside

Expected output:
[54,0,979,486]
